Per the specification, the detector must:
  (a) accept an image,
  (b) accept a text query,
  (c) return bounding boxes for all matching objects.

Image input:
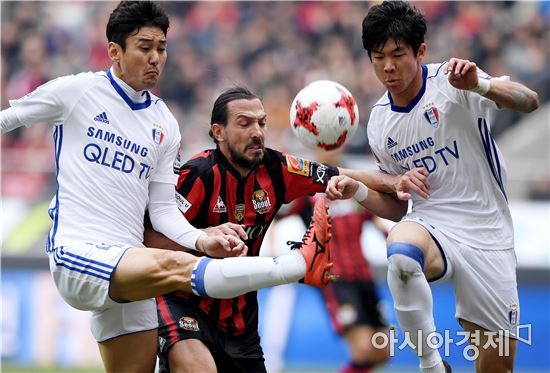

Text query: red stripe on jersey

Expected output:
[225,172,238,223]
[233,295,246,335]
[243,176,256,226]
[217,299,233,330]
[199,297,214,318]
[180,174,205,221]
[157,296,180,346]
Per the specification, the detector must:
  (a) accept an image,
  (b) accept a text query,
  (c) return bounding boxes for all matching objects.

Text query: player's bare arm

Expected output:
[326,175,407,222]
[339,167,430,200]
[445,57,539,113]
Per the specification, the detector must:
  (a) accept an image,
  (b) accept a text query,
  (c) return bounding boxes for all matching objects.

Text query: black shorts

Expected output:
[157,295,266,373]
[321,279,387,334]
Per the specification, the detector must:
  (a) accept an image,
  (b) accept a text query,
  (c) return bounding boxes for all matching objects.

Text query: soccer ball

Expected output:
[290,80,359,151]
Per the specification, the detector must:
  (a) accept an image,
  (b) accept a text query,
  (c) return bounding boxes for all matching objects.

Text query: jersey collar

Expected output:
[107,69,152,111]
[388,65,428,113]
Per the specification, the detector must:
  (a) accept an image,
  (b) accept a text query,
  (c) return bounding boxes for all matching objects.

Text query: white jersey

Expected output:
[367,62,513,250]
[6,69,181,250]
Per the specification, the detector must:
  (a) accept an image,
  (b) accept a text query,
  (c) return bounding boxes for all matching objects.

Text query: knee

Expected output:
[387,242,424,273]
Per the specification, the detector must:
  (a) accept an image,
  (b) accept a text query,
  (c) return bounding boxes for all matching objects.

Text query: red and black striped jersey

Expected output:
[160,147,338,336]
[286,196,382,281]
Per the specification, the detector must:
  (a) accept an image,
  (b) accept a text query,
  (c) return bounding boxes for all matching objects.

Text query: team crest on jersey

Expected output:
[213,196,227,213]
[152,123,165,144]
[252,189,272,214]
[179,316,200,332]
[423,104,441,128]
[286,154,311,177]
[235,203,245,222]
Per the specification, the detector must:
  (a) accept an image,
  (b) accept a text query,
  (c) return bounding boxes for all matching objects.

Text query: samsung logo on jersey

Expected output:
[391,137,435,162]
[87,126,148,157]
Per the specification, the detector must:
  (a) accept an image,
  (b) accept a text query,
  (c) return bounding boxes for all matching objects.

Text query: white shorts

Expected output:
[48,243,159,342]
[402,217,520,338]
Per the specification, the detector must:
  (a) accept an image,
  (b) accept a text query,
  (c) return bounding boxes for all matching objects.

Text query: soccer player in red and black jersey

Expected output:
[286,148,391,373]
[146,86,420,373]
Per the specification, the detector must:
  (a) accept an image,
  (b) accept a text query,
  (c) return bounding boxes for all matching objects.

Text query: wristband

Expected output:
[353,182,369,203]
[470,78,490,96]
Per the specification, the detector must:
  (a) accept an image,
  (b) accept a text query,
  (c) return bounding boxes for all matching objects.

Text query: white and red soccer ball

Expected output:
[290,80,359,151]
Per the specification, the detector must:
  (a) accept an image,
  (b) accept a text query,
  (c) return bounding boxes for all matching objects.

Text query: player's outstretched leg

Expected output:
[287,196,334,287]
[189,198,334,298]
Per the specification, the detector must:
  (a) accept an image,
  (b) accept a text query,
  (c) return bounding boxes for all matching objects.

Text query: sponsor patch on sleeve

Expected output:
[313,162,329,184]
[173,147,183,174]
[175,191,192,213]
[286,154,311,177]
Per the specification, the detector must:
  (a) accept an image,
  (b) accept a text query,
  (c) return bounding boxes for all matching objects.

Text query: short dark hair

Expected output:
[209,86,260,142]
[106,1,169,50]
[362,1,426,59]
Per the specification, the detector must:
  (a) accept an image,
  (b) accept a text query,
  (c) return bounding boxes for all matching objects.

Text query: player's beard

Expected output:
[228,139,264,171]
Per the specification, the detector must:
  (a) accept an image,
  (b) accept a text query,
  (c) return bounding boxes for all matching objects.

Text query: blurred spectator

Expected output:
[2,1,549,199]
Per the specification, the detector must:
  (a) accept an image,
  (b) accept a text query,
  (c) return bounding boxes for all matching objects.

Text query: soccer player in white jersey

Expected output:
[0,2,347,372]
[326,1,539,373]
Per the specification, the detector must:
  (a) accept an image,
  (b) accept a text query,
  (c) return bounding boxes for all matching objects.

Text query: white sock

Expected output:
[422,361,446,373]
[387,251,443,371]
[190,251,306,299]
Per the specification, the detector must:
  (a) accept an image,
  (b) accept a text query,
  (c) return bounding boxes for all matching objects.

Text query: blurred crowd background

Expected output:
[2,1,549,204]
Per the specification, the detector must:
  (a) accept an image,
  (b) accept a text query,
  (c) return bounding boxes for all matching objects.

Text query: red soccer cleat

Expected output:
[287,197,335,287]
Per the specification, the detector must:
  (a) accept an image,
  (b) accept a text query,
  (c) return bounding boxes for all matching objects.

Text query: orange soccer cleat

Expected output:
[287,197,335,287]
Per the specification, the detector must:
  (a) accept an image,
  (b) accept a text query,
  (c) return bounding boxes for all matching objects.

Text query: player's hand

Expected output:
[394,167,430,200]
[196,235,248,258]
[325,175,359,200]
[444,58,479,91]
[202,223,248,241]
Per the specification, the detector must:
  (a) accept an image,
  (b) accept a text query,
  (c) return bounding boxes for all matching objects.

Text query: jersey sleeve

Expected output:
[280,152,339,202]
[436,63,500,126]
[458,68,501,120]
[175,166,206,221]
[5,74,85,130]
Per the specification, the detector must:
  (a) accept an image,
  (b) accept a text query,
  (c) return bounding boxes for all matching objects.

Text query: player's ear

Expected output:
[211,123,226,143]
[108,42,122,63]
[416,43,427,60]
